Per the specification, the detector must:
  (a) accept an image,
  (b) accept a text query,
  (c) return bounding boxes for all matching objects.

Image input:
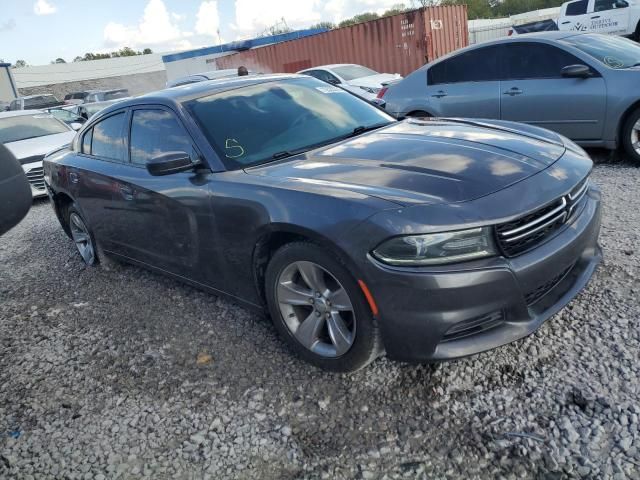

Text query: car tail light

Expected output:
[376,87,388,99]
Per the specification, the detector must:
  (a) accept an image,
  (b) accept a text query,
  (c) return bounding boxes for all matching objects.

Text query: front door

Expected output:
[107,107,219,285]
[499,42,607,141]
[425,44,502,119]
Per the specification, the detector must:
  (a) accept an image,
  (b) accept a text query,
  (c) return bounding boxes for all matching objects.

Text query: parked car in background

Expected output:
[45,106,86,128]
[298,64,401,101]
[166,69,255,88]
[8,94,63,111]
[64,89,129,105]
[558,0,640,38]
[44,74,601,372]
[379,32,640,162]
[66,98,132,120]
[509,0,640,39]
[0,110,76,198]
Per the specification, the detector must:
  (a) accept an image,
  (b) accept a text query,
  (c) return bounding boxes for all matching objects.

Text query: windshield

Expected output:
[0,114,69,143]
[332,65,379,80]
[186,77,393,169]
[103,90,128,100]
[49,109,83,123]
[562,34,640,69]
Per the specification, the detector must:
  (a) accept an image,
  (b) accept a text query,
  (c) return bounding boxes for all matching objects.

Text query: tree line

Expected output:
[9,47,153,68]
[310,0,566,28]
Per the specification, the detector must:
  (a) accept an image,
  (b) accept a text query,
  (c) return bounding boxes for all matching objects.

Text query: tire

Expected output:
[265,242,382,372]
[66,204,99,266]
[621,108,640,164]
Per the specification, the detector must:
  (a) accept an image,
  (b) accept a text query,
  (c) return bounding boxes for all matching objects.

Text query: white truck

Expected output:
[559,0,640,38]
[511,0,640,40]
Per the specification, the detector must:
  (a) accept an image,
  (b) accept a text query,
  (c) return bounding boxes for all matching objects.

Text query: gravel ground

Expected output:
[1,157,639,479]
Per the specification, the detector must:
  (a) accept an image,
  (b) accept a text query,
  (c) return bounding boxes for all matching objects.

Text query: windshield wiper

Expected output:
[349,122,390,138]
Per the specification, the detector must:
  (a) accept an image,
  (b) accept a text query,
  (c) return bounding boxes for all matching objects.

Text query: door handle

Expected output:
[431,90,448,98]
[561,21,571,24]
[69,172,79,184]
[119,185,136,201]
[503,87,523,96]
[591,15,600,19]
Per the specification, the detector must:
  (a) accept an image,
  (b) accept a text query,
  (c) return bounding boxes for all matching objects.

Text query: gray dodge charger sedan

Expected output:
[44,74,602,371]
[379,32,640,163]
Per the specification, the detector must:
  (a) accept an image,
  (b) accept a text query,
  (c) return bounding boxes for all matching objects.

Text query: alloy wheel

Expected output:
[69,212,95,265]
[276,261,356,358]
[632,119,640,156]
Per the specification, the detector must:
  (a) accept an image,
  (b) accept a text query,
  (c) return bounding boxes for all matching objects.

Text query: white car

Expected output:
[166,69,255,88]
[0,110,76,198]
[297,64,402,101]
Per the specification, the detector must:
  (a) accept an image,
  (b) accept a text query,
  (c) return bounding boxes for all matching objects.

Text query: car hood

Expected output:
[348,73,402,88]
[247,118,567,206]
[4,131,76,163]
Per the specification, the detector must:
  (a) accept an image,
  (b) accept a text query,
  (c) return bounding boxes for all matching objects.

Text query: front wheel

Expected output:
[621,108,640,164]
[265,242,382,372]
[67,204,98,266]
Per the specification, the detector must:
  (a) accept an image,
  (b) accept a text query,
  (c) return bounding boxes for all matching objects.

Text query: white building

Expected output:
[12,53,167,98]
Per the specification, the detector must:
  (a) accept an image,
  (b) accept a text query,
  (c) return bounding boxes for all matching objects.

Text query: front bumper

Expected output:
[365,187,602,362]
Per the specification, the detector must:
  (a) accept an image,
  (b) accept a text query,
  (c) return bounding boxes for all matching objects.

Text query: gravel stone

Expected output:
[1,159,639,479]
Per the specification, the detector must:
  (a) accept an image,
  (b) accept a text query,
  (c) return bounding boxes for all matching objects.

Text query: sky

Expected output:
[0,0,410,65]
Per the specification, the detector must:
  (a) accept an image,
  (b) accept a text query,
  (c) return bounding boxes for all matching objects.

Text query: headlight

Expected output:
[372,227,497,266]
[359,86,380,94]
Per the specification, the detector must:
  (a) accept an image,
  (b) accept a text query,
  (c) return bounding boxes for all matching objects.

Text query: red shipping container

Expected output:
[215,6,468,77]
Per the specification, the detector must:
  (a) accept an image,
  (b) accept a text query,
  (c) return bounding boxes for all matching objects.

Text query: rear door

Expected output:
[110,106,218,283]
[499,42,606,140]
[425,45,502,119]
[72,110,129,247]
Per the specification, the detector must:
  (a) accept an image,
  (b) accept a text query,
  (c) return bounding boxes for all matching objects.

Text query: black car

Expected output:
[44,75,602,372]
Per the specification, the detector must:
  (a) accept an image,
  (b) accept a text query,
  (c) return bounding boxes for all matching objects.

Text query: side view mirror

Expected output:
[561,64,592,78]
[70,122,83,131]
[326,78,341,85]
[146,151,196,176]
[371,98,386,109]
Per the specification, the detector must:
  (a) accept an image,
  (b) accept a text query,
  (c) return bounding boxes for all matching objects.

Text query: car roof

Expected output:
[301,64,360,71]
[0,109,48,118]
[18,94,57,99]
[102,74,302,113]
[422,31,585,68]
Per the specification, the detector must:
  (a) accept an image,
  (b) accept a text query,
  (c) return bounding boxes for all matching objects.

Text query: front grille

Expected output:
[442,311,505,342]
[524,263,574,306]
[496,179,590,257]
[26,166,45,191]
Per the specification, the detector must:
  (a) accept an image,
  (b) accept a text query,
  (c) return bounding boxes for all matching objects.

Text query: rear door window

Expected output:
[565,0,588,15]
[428,46,501,84]
[129,109,195,166]
[502,43,587,79]
[90,112,126,161]
[304,70,340,84]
